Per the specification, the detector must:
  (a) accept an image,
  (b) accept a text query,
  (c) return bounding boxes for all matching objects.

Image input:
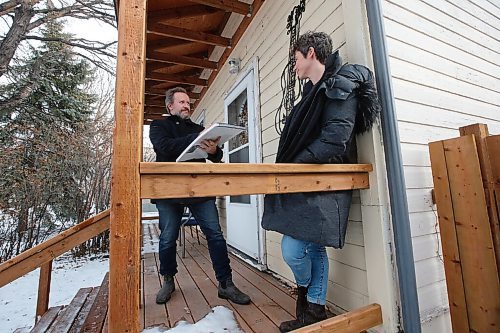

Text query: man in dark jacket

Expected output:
[149,87,251,306]
[261,32,380,332]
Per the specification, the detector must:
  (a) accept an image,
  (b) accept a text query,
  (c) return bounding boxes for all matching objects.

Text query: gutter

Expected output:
[365,1,422,332]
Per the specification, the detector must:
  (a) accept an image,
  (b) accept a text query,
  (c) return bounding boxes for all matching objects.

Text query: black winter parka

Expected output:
[261,51,380,248]
[149,115,223,203]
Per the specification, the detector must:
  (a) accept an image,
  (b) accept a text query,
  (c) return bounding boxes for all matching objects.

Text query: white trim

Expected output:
[342,0,399,331]
[223,57,266,265]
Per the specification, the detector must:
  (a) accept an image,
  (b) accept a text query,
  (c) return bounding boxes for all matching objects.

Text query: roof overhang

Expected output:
[116,0,264,124]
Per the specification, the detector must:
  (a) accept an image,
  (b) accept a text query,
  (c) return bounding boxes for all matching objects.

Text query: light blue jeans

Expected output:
[281,235,329,305]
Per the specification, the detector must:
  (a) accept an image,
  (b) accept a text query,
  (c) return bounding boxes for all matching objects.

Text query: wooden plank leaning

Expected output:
[430,135,500,333]
[460,124,500,276]
[485,134,500,273]
[429,140,470,332]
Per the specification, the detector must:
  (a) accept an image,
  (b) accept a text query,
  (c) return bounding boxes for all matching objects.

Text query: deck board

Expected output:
[141,221,297,332]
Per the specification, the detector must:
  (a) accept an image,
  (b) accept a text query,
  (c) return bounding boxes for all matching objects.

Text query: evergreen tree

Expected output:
[0,20,111,260]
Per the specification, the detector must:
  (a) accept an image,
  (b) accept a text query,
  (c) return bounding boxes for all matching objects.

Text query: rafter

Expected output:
[148,5,218,23]
[145,88,201,99]
[147,50,218,70]
[188,0,252,16]
[145,106,166,115]
[146,71,208,86]
[148,23,231,47]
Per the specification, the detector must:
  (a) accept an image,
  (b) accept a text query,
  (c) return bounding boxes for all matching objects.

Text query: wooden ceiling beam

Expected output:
[148,5,218,22]
[145,106,167,115]
[146,50,218,70]
[146,71,208,86]
[195,0,265,109]
[145,90,201,100]
[188,0,252,16]
[148,23,231,47]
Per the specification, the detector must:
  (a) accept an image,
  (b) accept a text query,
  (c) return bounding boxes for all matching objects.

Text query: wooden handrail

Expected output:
[294,303,383,333]
[0,209,110,288]
[140,162,372,199]
[140,162,373,174]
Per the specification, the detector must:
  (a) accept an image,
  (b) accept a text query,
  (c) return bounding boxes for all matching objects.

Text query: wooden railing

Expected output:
[140,162,373,199]
[0,209,110,320]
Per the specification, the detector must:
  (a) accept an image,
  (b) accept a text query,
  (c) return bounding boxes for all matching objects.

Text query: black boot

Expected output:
[156,275,175,304]
[296,286,308,318]
[304,302,327,324]
[279,301,327,332]
[218,278,251,305]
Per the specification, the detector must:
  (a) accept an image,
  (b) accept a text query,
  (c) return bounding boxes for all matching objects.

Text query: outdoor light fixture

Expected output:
[228,58,240,74]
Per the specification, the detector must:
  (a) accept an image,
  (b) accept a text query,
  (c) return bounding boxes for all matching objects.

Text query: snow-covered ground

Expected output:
[143,306,243,333]
[0,254,109,333]
[1,249,243,333]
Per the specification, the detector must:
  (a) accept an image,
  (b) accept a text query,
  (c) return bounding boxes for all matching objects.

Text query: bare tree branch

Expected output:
[0,0,116,79]
[0,0,36,77]
[23,35,117,54]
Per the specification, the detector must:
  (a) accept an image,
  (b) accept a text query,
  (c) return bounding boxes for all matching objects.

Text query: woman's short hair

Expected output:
[292,31,333,64]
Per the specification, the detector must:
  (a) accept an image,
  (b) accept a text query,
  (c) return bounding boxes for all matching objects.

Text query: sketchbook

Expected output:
[176,123,246,162]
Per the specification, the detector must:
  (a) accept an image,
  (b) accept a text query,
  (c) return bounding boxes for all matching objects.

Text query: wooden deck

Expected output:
[141,221,301,332]
[29,220,316,332]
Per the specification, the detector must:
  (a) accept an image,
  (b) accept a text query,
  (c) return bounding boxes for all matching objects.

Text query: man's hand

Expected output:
[199,136,221,155]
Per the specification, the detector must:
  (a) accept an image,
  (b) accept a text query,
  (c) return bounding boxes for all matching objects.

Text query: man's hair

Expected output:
[292,31,333,64]
[165,87,188,111]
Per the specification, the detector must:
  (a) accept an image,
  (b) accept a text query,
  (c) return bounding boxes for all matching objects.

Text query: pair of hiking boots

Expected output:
[155,275,251,305]
[279,286,327,332]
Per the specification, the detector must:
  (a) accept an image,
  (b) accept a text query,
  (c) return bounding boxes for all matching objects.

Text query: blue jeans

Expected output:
[281,235,329,305]
[156,199,231,282]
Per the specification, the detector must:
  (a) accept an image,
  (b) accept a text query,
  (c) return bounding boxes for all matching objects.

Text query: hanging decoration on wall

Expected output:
[274,0,306,135]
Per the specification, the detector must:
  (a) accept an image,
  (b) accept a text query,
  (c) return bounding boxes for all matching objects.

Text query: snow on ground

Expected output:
[0,254,109,333]
[142,306,243,333]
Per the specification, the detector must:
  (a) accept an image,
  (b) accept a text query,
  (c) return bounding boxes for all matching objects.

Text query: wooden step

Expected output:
[80,273,109,332]
[28,273,109,333]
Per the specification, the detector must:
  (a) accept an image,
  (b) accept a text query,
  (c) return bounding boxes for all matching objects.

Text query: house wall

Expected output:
[195,0,374,315]
[381,0,500,331]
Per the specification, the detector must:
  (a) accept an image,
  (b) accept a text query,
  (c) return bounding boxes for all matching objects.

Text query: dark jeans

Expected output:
[155,199,232,282]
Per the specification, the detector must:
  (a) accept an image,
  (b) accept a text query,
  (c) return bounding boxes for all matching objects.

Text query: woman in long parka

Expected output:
[261,31,381,332]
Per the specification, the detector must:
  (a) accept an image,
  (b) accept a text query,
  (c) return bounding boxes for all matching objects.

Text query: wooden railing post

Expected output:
[35,260,52,322]
[108,0,146,331]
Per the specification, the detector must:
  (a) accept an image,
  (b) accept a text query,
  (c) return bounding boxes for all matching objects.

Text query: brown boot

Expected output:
[156,275,175,304]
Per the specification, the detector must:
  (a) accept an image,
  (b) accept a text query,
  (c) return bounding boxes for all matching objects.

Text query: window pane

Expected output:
[227,89,248,151]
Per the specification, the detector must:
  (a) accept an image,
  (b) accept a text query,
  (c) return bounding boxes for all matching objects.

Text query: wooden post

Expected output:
[108,0,146,331]
[459,124,500,276]
[35,260,52,322]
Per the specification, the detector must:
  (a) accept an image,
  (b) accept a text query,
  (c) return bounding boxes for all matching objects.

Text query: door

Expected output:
[224,68,261,260]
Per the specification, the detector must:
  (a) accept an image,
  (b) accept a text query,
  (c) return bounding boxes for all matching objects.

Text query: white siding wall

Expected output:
[196,0,370,313]
[382,0,500,331]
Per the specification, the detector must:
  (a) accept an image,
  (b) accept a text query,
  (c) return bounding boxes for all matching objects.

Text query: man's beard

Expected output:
[179,110,190,119]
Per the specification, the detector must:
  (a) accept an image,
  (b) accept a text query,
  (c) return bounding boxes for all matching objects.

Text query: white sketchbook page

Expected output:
[176,123,245,162]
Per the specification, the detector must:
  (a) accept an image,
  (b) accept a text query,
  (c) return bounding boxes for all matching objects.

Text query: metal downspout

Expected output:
[365,1,422,332]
